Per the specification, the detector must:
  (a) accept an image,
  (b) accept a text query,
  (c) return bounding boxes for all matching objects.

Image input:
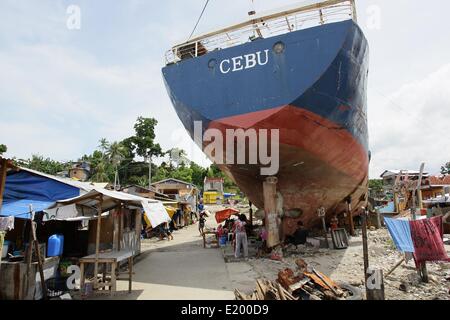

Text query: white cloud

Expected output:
[369,64,450,178]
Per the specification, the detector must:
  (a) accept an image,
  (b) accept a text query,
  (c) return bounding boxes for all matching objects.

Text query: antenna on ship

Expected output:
[187,0,211,42]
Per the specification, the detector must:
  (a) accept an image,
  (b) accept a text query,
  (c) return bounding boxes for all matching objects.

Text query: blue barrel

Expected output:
[47,234,64,257]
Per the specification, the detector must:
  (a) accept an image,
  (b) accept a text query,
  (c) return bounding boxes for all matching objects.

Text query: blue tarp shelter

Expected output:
[0,168,87,219]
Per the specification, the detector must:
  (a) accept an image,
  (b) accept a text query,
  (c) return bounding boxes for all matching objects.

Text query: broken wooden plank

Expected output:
[280,285,298,300]
[234,289,249,300]
[256,279,268,297]
[277,283,287,300]
[255,284,265,300]
[311,268,343,297]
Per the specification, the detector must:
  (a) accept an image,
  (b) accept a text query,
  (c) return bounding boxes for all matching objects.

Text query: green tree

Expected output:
[19,155,69,175]
[171,163,193,183]
[98,138,110,156]
[369,179,383,193]
[81,150,113,183]
[127,117,163,185]
[128,175,149,188]
[207,163,238,192]
[441,162,450,174]
[106,141,127,187]
[131,117,163,160]
[190,161,208,188]
[0,144,7,156]
[153,163,170,183]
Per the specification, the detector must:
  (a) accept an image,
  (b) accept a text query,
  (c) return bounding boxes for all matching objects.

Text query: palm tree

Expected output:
[98,138,110,157]
[91,161,109,183]
[106,142,127,189]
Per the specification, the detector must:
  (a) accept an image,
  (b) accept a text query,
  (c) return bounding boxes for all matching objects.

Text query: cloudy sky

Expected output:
[1,0,449,178]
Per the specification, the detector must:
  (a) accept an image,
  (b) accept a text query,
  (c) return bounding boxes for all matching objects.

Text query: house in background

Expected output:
[69,162,91,182]
[203,177,224,204]
[151,178,198,199]
[422,175,450,200]
[379,169,430,213]
[380,169,430,188]
[150,178,199,210]
[121,184,174,202]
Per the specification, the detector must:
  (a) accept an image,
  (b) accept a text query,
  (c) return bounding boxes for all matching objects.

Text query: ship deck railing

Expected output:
[165,0,357,65]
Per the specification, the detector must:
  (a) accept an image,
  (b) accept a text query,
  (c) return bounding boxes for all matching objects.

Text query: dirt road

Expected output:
[109,212,237,300]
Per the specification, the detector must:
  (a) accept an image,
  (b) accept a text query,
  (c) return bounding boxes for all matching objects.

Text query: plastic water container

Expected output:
[47,234,64,257]
[219,235,227,247]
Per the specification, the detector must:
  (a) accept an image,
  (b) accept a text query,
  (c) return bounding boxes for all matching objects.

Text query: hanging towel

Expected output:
[410,216,450,265]
[0,216,15,231]
[384,217,415,253]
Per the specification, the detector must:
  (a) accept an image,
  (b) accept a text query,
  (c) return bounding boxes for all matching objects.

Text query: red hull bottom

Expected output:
[208,105,369,234]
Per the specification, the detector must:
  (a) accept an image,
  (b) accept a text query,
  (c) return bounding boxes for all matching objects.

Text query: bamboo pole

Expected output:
[385,257,405,278]
[361,208,370,298]
[94,196,103,289]
[28,205,47,300]
[347,196,355,236]
[249,201,253,227]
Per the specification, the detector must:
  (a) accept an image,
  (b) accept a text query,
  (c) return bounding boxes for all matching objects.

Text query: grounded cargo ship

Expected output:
[162,0,369,231]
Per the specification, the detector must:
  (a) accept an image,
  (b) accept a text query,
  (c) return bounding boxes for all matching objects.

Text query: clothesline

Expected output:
[384,216,450,266]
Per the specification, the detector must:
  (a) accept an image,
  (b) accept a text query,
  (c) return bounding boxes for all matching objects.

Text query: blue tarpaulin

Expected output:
[378,201,395,213]
[384,217,415,253]
[1,170,81,218]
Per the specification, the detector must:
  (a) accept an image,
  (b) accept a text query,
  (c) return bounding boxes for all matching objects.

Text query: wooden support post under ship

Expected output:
[263,177,281,248]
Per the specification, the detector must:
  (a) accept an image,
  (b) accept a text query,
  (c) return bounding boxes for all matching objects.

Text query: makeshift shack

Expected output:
[0,166,94,300]
[47,188,172,296]
[0,166,171,299]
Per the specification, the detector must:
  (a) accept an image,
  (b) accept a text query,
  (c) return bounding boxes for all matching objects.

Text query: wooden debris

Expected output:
[277,268,302,289]
[311,268,344,297]
[288,278,310,293]
[236,267,350,300]
[295,258,308,272]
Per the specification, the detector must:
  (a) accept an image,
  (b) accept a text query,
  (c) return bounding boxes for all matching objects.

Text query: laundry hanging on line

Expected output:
[385,216,450,265]
[384,217,415,253]
[410,216,450,266]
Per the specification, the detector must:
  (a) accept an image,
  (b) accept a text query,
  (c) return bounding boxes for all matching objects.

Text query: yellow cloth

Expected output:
[165,206,177,218]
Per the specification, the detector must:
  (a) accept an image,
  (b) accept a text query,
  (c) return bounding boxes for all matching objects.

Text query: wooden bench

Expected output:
[79,250,133,297]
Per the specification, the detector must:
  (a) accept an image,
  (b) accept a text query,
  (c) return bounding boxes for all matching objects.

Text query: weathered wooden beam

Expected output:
[263,177,280,248]
[94,196,103,290]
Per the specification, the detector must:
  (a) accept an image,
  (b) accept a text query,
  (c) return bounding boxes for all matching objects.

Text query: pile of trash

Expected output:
[235,259,362,300]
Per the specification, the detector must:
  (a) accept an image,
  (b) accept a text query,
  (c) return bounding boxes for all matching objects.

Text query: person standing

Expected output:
[234,214,248,259]
[198,199,204,212]
[198,211,206,235]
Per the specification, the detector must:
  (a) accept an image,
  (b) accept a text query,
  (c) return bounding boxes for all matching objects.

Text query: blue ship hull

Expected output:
[162,19,369,229]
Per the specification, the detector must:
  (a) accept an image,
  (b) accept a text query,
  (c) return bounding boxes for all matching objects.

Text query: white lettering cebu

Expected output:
[219,49,269,74]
